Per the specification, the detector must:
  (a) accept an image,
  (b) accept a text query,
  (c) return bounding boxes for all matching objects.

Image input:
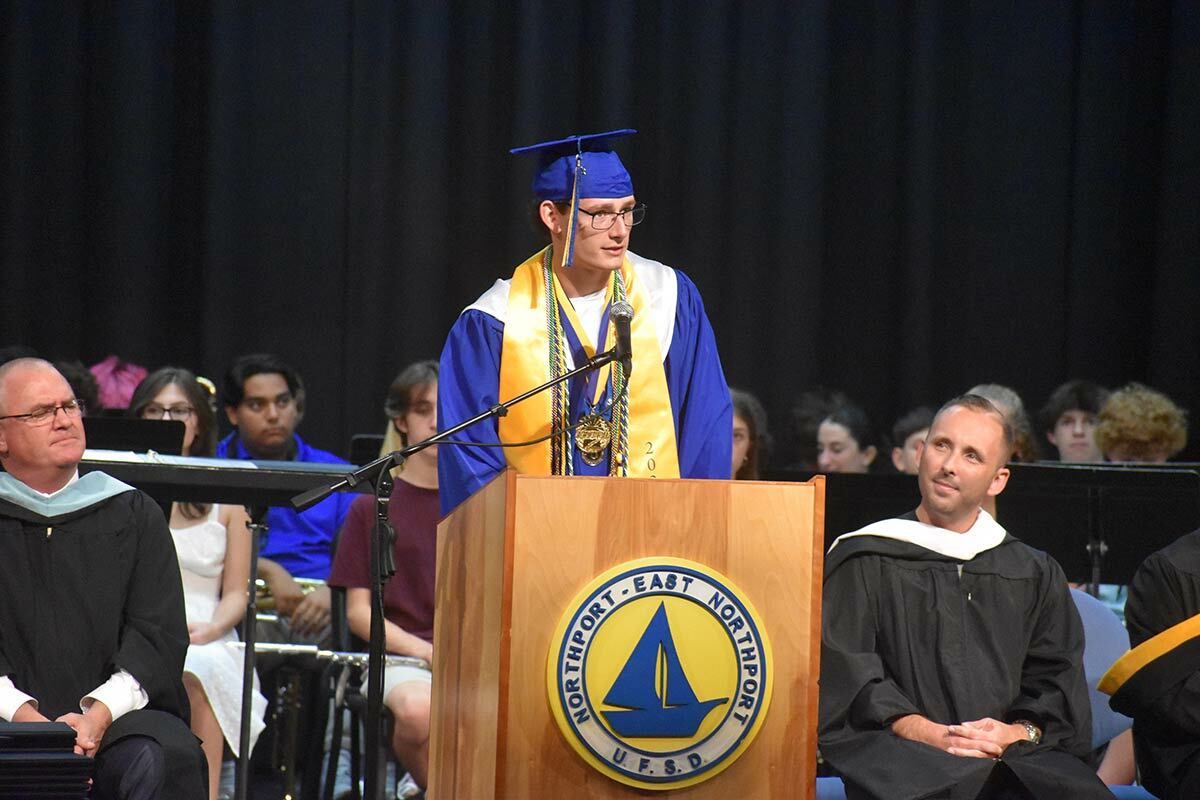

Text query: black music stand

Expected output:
[77,454,371,800]
[762,469,920,549]
[999,463,1200,589]
[81,419,185,519]
[0,722,92,799]
[81,417,185,455]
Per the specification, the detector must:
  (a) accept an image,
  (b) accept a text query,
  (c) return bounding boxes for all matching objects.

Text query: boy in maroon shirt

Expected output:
[329,361,438,792]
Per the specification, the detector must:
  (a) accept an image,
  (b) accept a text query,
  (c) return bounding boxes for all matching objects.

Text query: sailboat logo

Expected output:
[601,602,728,738]
[547,557,773,791]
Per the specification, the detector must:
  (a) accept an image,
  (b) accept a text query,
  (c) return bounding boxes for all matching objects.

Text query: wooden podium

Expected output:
[428,471,825,799]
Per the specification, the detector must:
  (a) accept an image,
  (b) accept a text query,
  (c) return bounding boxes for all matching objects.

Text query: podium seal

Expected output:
[546,557,772,790]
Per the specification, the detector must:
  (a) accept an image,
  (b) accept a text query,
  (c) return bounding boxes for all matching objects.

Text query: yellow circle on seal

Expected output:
[546,557,773,791]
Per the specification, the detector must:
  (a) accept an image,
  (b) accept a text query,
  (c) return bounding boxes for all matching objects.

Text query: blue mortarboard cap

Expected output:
[510,129,637,267]
[512,129,637,200]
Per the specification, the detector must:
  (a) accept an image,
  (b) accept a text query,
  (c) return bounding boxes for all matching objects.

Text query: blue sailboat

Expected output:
[601,602,729,738]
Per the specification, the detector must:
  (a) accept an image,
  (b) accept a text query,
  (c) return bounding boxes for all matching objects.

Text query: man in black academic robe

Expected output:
[1118,529,1200,800]
[0,358,205,800]
[818,394,1112,800]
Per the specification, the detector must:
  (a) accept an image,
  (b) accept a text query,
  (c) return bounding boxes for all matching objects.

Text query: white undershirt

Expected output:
[569,288,609,349]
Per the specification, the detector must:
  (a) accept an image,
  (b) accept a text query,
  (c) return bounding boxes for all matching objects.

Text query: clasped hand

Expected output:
[269,575,331,637]
[56,703,113,758]
[892,714,1028,759]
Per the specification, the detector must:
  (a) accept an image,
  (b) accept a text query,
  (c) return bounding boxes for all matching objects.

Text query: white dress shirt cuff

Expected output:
[81,670,149,721]
[0,676,38,722]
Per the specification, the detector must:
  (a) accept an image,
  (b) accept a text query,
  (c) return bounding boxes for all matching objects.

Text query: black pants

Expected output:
[92,735,164,800]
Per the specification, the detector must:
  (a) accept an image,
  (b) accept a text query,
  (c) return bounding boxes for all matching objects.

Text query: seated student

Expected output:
[218,353,356,643]
[329,361,439,796]
[130,368,268,800]
[1036,380,1109,463]
[783,387,851,470]
[968,383,1040,461]
[0,358,206,800]
[819,394,1111,800]
[1110,529,1200,799]
[731,387,771,480]
[1072,381,1185,620]
[817,402,878,474]
[1094,382,1188,463]
[55,359,101,416]
[90,356,148,412]
[890,406,932,475]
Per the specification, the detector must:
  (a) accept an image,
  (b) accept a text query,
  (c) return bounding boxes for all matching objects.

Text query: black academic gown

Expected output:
[1123,529,1200,800]
[818,514,1113,800]
[0,488,206,799]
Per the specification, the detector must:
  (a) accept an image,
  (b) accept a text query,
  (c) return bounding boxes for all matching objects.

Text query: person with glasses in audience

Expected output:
[130,368,267,800]
[217,353,355,644]
[437,129,732,514]
[0,358,206,799]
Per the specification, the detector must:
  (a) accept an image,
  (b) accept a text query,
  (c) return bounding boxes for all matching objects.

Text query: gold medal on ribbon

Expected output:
[575,413,612,466]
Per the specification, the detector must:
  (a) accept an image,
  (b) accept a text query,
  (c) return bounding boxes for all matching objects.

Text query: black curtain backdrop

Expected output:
[2,2,1197,462]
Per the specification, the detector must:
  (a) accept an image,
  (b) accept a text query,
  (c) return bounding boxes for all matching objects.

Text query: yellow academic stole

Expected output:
[498,247,679,478]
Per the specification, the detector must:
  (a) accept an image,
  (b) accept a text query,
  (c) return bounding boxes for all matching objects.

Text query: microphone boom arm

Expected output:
[291,346,622,512]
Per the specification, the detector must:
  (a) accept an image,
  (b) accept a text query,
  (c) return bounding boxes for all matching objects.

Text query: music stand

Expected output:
[76,454,371,800]
[999,463,1200,588]
[81,417,185,455]
[0,721,92,799]
[763,470,920,548]
[349,433,385,467]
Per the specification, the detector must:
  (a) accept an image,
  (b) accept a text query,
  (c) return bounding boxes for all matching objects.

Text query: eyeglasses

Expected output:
[141,404,194,422]
[577,204,647,231]
[0,399,86,426]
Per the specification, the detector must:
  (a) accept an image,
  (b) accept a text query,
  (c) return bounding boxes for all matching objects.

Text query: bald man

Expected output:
[0,358,205,800]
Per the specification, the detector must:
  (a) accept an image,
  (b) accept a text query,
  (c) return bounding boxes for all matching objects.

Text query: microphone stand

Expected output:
[234,506,267,800]
[291,346,622,800]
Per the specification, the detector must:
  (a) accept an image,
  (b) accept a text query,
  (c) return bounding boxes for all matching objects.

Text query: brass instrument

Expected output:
[254,577,325,620]
[226,641,430,671]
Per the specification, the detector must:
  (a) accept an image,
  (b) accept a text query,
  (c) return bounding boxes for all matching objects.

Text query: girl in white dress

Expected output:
[130,368,267,800]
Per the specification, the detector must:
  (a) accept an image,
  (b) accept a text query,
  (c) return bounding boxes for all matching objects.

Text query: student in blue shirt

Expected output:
[218,353,355,641]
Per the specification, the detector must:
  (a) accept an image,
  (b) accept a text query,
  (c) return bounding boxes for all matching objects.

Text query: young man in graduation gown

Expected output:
[0,358,205,800]
[1103,529,1200,799]
[818,394,1112,800]
[437,129,732,514]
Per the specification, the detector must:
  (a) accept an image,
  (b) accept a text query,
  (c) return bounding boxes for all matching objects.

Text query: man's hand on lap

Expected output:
[948,717,1029,754]
[892,713,1002,759]
[57,701,112,757]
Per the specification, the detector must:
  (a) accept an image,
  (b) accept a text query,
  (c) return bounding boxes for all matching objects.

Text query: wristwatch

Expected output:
[1015,720,1042,744]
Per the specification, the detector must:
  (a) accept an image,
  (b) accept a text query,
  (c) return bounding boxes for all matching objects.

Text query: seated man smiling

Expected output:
[819,394,1111,800]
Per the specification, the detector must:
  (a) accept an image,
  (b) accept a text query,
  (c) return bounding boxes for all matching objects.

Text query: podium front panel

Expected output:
[431,472,824,800]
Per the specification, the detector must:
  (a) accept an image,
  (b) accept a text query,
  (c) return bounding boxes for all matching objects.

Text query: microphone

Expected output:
[610,301,633,376]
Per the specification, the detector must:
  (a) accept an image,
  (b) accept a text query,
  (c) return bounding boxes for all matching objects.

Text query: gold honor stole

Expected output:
[1099,611,1200,713]
[498,248,679,478]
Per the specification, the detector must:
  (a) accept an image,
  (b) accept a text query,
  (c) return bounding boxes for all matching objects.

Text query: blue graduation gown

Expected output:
[437,253,732,515]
